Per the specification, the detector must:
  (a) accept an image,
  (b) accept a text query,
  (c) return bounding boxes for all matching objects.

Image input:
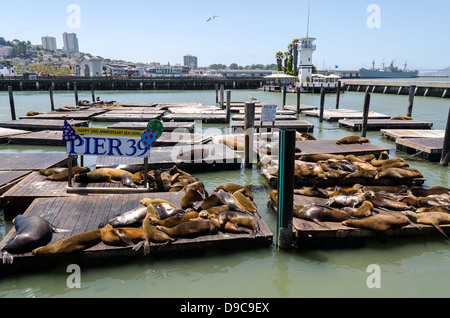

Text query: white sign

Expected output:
[261,105,278,122]
[67,135,150,157]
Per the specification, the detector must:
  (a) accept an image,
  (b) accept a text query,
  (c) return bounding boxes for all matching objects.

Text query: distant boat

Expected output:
[359,61,418,78]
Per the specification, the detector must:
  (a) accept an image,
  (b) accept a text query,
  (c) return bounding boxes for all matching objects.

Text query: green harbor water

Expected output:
[0,87,449,298]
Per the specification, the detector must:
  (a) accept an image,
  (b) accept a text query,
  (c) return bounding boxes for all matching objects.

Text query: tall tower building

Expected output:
[298,37,316,82]
[41,36,57,51]
[62,32,79,53]
[183,54,198,69]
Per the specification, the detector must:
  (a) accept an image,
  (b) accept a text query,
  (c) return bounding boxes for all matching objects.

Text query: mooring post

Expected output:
[220,84,224,109]
[440,106,450,166]
[361,91,371,137]
[49,86,55,111]
[74,82,79,105]
[282,86,287,109]
[226,90,231,124]
[407,85,416,118]
[319,88,325,123]
[277,129,295,250]
[215,84,219,103]
[336,80,341,109]
[296,86,301,114]
[91,83,95,102]
[244,102,255,168]
[8,86,16,120]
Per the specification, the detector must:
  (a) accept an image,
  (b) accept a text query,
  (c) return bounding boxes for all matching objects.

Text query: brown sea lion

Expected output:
[46,166,91,181]
[269,190,278,205]
[326,191,375,208]
[346,169,378,179]
[181,189,205,210]
[32,229,102,255]
[149,211,199,228]
[232,189,259,216]
[296,132,316,141]
[214,184,254,200]
[376,161,409,171]
[342,213,410,231]
[324,169,349,178]
[74,168,133,183]
[294,204,352,229]
[39,167,68,176]
[357,154,376,162]
[342,201,374,218]
[410,186,450,197]
[156,219,217,238]
[391,115,413,120]
[352,161,376,171]
[200,204,230,215]
[336,136,370,145]
[98,206,147,228]
[370,157,404,167]
[299,153,346,162]
[345,154,364,163]
[376,167,422,179]
[217,190,249,214]
[369,192,415,211]
[140,204,174,255]
[362,185,408,193]
[140,198,177,209]
[403,211,450,239]
[100,224,145,246]
[195,193,221,211]
[26,111,40,116]
[215,211,260,235]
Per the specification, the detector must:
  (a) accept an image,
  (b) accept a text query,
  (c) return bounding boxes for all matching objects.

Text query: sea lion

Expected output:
[74,168,133,183]
[369,192,415,211]
[32,229,102,255]
[324,169,349,178]
[140,198,177,209]
[336,136,370,145]
[327,160,358,172]
[370,157,404,167]
[101,164,144,174]
[217,189,248,213]
[214,184,254,200]
[26,111,40,116]
[296,132,316,141]
[200,205,230,216]
[391,115,413,120]
[46,166,91,181]
[139,204,175,255]
[361,185,408,194]
[376,167,422,179]
[342,213,410,232]
[346,169,378,179]
[294,204,352,229]
[410,186,450,197]
[156,219,217,238]
[298,153,346,162]
[293,188,328,197]
[1,215,65,264]
[231,189,259,216]
[352,161,376,171]
[357,154,376,162]
[403,211,450,239]
[215,211,260,235]
[342,201,374,218]
[326,191,375,208]
[100,224,146,246]
[195,193,221,211]
[181,189,205,210]
[98,206,147,228]
[149,211,199,228]
[39,167,68,176]
[345,154,364,163]
[121,173,138,188]
[376,161,409,171]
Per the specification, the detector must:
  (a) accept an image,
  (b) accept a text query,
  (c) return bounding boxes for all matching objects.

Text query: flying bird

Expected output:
[207,15,218,22]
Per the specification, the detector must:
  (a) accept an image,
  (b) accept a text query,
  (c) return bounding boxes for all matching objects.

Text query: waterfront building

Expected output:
[184,54,198,69]
[297,37,316,83]
[79,55,103,77]
[41,36,57,51]
[104,63,141,77]
[209,69,275,77]
[63,32,79,54]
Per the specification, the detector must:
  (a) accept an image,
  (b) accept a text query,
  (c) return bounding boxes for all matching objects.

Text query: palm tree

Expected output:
[275,51,283,71]
[292,39,300,75]
[283,52,290,70]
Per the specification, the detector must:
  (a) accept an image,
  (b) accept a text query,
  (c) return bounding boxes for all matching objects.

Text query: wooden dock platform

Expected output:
[339,119,434,131]
[0,119,89,131]
[162,113,227,123]
[91,112,164,122]
[0,171,31,196]
[283,105,318,112]
[8,130,65,146]
[19,109,108,120]
[396,137,444,162]
[0,193,273,272]
[0,128,30,143]
[268,194,450,249]
[231,120,314,132]
[0,153,70,171]
[231,114,297,121]
[381,129,446,140]
[295,139,389,157]
[107,121,195,133]
[303,108,390,121]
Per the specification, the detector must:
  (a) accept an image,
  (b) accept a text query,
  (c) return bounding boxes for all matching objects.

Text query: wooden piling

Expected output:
[220,84,224,109]
[407,85,416,118]
[91,83,95,102]
[215,84,219,103]
[296,86,301,114]
[277,129,295,250]
[74,82,79,105]
[440,106,450,166]
[226,90,231,124]
[244,102,255,168]
[319,88,325,123]
[336,80,341,109]
[49,86,55,111]
[361,91,371,137]
[8,86,16,121]
[282,86,287,109]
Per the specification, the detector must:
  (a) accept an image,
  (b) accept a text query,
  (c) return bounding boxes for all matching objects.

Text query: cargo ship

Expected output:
[359,61,418,78]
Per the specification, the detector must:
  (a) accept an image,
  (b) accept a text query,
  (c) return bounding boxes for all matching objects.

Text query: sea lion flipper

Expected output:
[132,240,144,252]
[312,219,331,229]
[432,223,450,239]
[113,229,134,245]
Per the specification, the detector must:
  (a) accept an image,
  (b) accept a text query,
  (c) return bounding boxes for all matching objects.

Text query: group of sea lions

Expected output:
[270,182,450,238]
[259,151,423,183]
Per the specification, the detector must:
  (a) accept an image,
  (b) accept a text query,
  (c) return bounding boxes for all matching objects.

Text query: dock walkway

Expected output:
[339,119,433,131]
[381,129,445,140]
[396,138,444,162]
[231,120,314,132]
[302,108,390,121]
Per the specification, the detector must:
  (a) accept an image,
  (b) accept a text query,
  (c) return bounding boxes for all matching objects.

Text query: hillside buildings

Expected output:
[41,36,57,51]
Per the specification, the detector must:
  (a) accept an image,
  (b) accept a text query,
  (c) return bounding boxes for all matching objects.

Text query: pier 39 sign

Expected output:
[67,127,150,157]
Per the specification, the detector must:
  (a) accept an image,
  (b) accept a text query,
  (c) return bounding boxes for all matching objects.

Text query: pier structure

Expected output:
[343,79,450,98]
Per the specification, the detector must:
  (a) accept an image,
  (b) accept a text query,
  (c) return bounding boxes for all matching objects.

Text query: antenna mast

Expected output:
[306,3,310,38]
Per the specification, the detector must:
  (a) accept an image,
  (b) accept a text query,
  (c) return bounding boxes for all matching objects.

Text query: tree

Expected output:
[275,52,283,71]
[229,63,239,70]
[292,39,300,75]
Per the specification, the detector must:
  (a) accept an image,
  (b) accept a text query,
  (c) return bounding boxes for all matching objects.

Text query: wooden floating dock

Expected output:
[0,153,70,171]
[231,114,298,121]
[339,119,434,131]
[283,105,318,112]
[0,171,31,196]
[0,193,273,272]
[302,108,390,121]
[162,113,227,124]
[0,127,30,143]
[268,194,449,249]
[381,129,446,140]
[0,119,89,131]
[107,121,195,133]
[231,120,314,132]
[92,112,164,122]
[18,109,108,120]
[8,130,65,146]
[295,139,389,157]
[235,109,296,116]
[116,103,159,107]
[396,138,444,162]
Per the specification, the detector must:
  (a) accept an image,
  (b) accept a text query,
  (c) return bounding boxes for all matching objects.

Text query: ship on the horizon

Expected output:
[359,61,418,78]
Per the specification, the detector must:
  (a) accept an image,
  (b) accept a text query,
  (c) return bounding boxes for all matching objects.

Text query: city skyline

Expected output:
[1,0,449,70]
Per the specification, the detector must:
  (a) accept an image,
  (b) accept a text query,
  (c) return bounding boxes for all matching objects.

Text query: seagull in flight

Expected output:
[207,15,218,22]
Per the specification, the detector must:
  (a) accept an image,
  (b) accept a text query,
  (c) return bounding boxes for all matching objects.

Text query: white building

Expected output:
[42,36,57,51]
[79,55,103,77]
[297,36,316,82]
[184,54,198,69]
[63,32,79,53]
[0,46,13,59]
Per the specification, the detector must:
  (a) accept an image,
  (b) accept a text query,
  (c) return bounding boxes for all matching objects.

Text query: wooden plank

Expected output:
[303,108,390,121]
[8,130,65,146]
[0,119,89,131]
[0,171,31,196]
[0,153,69,171]
[295,139,389,156]
[339,119,433,131]
[91,112,163,122]
[162,113,227,123]
[0,127,31,143]
[107,121,195,132]
[231,120,314,132]
[19,110,107,120]
[284,104,318,112]
[396,137,444,154]
[231,114,297,121]
[381,129,446,140]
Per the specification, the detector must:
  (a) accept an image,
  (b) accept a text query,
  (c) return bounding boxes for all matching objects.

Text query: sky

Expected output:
[1,0,449,70]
